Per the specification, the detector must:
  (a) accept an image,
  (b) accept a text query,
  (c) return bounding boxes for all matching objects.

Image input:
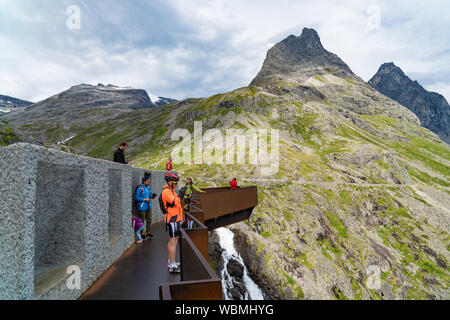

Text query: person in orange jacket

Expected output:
[162,172,184,273]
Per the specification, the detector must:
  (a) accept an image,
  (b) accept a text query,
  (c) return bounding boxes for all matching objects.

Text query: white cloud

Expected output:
[0,0,449,103]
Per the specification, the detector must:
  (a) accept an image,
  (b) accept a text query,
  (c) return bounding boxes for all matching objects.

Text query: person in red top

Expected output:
[165,157,173,171]
[230,177,237,189]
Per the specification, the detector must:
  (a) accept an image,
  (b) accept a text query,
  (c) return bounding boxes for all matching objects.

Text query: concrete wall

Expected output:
[0,143,167,300]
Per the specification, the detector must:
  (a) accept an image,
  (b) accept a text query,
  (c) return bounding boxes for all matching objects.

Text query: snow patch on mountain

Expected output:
[147,93,161,104]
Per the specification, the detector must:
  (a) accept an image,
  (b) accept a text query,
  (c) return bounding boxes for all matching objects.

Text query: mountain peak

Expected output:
[369,63,408,88]
[369,63,450,144]
[281,27,325,54]
[298,27,323,49]
[251,27,354,86]
[381,62,396,68]
[377,62,404,75]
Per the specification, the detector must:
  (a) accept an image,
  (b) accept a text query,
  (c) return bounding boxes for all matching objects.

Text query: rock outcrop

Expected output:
[251,27,357,87]
[369,62,450,144]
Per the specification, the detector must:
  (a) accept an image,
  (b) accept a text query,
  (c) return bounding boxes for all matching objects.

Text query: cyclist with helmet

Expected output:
[162,172,184,273]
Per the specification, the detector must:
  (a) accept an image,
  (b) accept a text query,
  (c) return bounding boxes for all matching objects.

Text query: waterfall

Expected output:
[215,227,265,300]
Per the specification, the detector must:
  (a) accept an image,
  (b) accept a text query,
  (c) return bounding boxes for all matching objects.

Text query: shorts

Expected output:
[167,216,181,238]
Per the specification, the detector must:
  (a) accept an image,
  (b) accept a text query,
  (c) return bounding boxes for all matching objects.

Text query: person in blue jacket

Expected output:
[135,175,156,239]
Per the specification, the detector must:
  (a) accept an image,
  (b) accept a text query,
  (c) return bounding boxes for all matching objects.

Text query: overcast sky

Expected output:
[0,0,449,103]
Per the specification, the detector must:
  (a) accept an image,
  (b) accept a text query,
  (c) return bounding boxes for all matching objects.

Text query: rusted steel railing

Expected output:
[192,186,258,229]
[188,204,205,224]
[159,186,258,300]
[159,279,222,300]
[159,212,222,300]
[183,210,209,261]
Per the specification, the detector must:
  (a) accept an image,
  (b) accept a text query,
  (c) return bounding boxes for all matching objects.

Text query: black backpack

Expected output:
[159,186,177,215]
[158,193,168,214]
[178,186,186,200]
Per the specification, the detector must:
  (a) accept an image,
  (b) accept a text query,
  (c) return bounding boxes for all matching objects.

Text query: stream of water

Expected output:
[215,227,264,300]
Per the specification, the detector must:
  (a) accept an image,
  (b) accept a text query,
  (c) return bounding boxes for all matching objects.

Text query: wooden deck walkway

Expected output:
[80,222,179,300]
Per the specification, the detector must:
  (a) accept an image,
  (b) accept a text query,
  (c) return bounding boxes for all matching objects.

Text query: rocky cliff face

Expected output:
[6,28,450,300]
[251,28,357,87]
[251,28,419,125]
[369,63,450,144]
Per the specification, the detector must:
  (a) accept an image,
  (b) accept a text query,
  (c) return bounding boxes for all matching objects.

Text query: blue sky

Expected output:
[0,0,449,103]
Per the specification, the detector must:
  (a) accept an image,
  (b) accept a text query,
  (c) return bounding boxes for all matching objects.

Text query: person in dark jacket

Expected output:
[113,142,129,164]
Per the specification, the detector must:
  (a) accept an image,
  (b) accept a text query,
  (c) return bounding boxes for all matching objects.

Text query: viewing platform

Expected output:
[0,143,258,300]
[81,186,259,300]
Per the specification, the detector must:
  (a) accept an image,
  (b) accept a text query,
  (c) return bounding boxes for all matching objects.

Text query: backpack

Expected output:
[133,185,144,209]
[178,186,186,200]
[159,186,177,218]
[158,192,168,214]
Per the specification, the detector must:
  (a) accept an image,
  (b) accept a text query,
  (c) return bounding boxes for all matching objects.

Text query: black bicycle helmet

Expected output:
[164,172,180,182]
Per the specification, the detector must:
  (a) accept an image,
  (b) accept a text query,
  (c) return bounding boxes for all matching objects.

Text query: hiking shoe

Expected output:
[168,260,180,268]
[168,264,181,273]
